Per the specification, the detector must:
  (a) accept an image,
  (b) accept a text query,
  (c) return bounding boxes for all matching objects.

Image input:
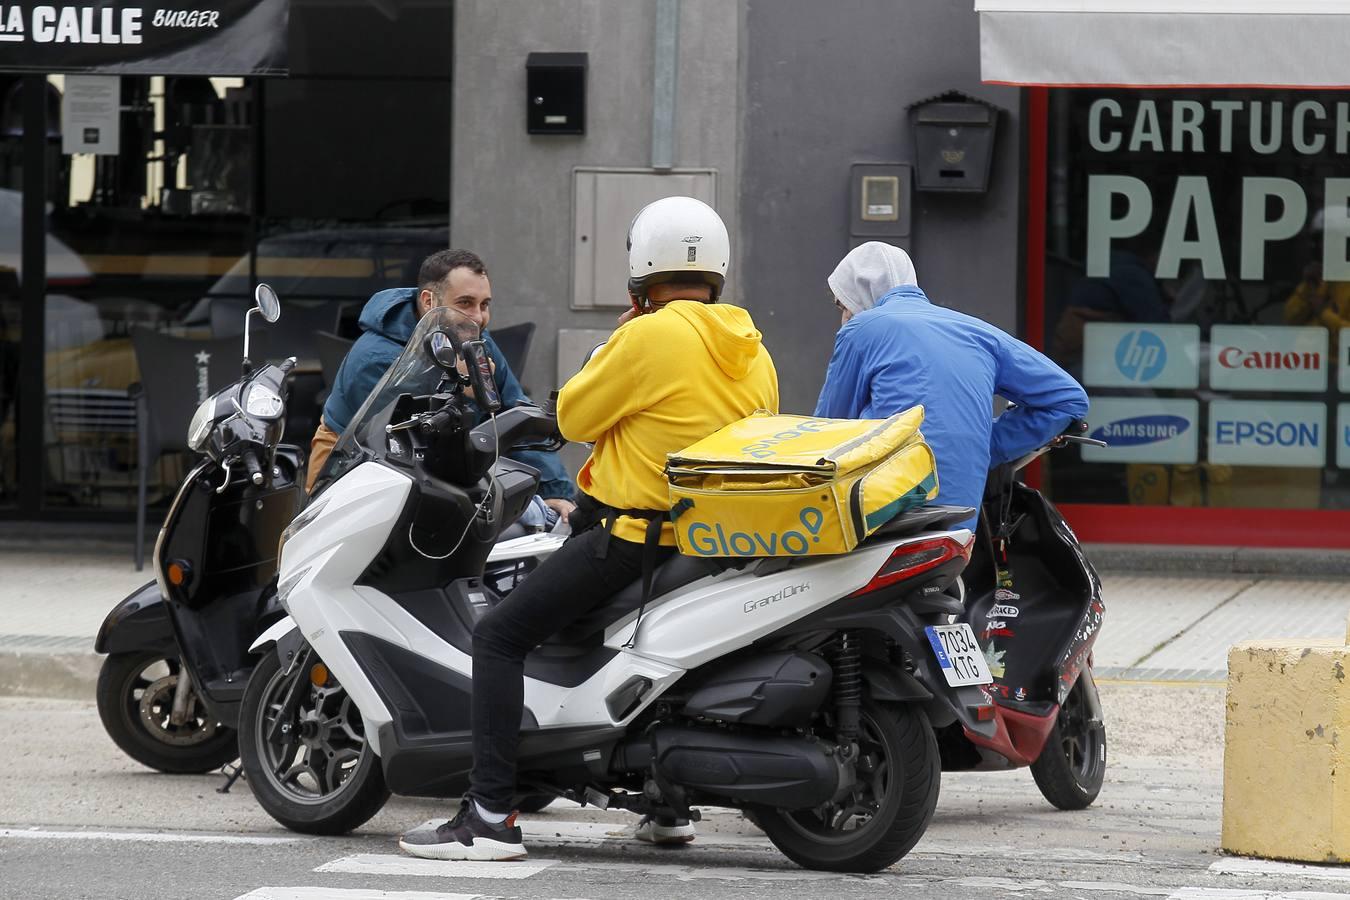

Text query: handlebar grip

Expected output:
[1063,419,1088,436]
[241,449,265,486]
[279,356,298,375]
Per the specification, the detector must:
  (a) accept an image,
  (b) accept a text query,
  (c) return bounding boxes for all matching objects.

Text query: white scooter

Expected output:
[240,306,995,873]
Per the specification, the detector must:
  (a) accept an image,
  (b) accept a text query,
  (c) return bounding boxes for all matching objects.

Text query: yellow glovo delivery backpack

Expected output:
[665,407,938,558]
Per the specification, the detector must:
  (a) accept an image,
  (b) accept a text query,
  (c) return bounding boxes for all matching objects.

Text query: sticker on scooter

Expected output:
[989,603,1020,619]
[924,623,994,687]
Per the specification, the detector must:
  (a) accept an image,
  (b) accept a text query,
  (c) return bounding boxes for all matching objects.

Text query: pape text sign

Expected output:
[0,0,287,75]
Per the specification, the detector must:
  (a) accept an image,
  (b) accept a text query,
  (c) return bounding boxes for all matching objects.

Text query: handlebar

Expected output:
[241,448,265,486]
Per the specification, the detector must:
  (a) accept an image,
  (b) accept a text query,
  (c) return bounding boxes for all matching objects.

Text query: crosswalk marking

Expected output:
[1209,858,1350,883]
[314,854,557,880]
[236,890,486,900]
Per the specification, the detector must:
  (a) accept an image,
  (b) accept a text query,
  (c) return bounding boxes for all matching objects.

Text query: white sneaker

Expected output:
[635,815,696,845]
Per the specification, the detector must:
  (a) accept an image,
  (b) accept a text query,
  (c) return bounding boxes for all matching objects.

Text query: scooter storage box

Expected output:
[666,409,938,557]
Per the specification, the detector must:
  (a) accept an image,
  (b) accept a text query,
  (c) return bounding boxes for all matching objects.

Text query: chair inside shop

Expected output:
[128,329,242,571]
[489,322,536,382]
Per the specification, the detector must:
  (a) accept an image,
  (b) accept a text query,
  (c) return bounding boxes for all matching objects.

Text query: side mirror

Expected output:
[254,284,281,323]
[426,331,460,371]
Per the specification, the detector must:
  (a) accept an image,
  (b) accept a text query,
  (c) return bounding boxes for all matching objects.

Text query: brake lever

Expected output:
[386,416,423,434]
[216,459,233,494]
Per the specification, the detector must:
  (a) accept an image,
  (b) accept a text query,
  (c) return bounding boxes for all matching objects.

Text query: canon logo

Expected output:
[1217,347,1322,371]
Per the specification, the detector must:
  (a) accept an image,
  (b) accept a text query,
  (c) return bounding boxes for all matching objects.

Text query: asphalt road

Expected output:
[1,685,1346,900]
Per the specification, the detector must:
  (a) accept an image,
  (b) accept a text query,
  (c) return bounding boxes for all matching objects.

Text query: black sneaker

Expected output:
[399,801,527,861]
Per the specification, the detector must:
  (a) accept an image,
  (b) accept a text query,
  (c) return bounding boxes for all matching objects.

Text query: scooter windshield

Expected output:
[316,305,480,489]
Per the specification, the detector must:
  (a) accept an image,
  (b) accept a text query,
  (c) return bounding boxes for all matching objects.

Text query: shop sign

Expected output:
[1210,325,1328,393]
[1208,400,1326,468]
[1339,404,1350,469]
[1083,322,1199,389]
[1082,397,1199,465]
[1341,329,1350,393]
[0,0,287,75]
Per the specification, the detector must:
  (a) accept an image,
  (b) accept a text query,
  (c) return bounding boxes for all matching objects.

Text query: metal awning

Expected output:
[976,1,1350,88]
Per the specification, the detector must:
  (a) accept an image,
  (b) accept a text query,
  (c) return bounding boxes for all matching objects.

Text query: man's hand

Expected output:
[617,305,641,327]
[543,497,577,518]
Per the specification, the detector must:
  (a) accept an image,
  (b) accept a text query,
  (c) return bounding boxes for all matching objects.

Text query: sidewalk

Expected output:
[0,545,1346,697]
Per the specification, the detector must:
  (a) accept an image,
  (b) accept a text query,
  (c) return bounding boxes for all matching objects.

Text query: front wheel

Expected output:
[1030,672,1106,810]
[754,701,940,873]
[238,646,389,834]
[96,651,238,774]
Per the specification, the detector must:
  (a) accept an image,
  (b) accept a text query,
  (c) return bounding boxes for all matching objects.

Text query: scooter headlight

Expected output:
[186,398,215,452]
[278,495,329,562]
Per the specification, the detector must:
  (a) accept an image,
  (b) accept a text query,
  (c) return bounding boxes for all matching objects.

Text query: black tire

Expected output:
[1030,672,1106,811]
[238,647,390,835]
[515,794,555,814]
[754,702,940,873]
[96,651,238,774]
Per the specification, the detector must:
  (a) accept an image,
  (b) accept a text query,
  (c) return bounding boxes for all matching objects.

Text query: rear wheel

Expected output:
[754,701,939,873]
[96,651,238,774]
[1030,672,1106,810]
[238,647,389,834]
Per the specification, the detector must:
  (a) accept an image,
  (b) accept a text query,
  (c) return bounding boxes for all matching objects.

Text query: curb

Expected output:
[0,648,101,701]
[1084,543,1350,577]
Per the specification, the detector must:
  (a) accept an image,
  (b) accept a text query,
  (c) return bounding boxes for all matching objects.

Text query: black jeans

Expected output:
[467,526,673,813]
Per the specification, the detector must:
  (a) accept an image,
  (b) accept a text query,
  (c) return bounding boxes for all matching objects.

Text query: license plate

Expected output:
[924,624,994,687]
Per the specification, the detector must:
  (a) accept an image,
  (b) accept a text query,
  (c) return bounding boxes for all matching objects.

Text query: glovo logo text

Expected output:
[686,507,825,556]
[740,419,831,459]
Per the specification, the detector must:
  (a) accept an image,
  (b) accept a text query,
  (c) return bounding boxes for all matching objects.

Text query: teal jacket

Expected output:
[321,288,574,500]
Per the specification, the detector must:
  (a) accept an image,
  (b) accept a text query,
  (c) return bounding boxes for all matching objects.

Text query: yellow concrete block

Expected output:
[1222,639,1349,863]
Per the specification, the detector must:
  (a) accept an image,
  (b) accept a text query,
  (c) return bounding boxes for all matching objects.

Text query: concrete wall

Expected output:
[451,0,742,403]
[740,0,1023,413]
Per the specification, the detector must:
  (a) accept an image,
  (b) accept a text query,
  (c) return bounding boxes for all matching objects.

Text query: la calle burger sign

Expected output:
[0,0,286,75]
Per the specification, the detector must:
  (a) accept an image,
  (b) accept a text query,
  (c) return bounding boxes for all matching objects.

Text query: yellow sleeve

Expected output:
[556,317,668,442]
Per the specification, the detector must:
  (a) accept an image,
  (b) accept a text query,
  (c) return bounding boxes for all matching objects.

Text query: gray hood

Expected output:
[827,242,918,316]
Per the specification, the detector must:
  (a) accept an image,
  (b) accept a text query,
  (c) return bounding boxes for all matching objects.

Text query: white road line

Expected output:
[1210,858,1350,883]
[315,854,556,880]
[1167,889,1348,899]
[0,828,300,846]
[237,890,486,900]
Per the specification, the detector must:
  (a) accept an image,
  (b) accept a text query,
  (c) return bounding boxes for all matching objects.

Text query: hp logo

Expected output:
[1114,330,1166,382]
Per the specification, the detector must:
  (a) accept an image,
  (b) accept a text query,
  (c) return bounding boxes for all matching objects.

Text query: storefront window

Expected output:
[1044,89,1349,511]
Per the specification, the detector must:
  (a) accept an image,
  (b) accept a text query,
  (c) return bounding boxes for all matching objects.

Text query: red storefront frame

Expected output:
[1023,87,1350,550]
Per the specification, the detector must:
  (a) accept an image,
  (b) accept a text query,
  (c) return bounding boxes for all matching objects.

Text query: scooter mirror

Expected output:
[254,284,281,324]
[426,330,459,371]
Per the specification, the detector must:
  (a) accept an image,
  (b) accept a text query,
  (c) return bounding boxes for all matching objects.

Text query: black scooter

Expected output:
[935,420,1110,810]
[95,285,303,773]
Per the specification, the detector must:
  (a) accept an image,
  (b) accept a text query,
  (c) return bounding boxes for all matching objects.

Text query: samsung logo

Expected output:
[1090,415,1189,446]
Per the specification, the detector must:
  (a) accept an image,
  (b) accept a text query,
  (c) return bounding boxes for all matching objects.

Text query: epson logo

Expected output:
[1214,420,1320,448]
[744,583,810,614]
[1090,415,1189,447]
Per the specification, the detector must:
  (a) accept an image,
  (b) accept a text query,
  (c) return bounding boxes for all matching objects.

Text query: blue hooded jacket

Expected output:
[321,287,574,500]
[815,285,1088,530]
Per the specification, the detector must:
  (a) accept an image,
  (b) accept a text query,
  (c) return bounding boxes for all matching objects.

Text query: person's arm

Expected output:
[813,322,870,418]
[482,333,528,410]
[320,340,396,434]
[557,319,667,442]
[989,335,1089,467]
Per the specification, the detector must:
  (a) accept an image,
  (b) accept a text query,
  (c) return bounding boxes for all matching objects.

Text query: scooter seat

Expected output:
[867,504,976,541]
[546,554,727,647]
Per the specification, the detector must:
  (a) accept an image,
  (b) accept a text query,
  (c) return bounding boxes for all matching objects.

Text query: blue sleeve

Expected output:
[321,339,397,434]
[483,335,574,499]
[503,447,574,500]
[989,333,1089,466]
[483,334,528,411]
[814,323,870,418]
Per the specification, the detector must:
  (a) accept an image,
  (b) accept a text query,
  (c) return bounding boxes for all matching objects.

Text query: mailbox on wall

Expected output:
[527,52,587,135]
[908,91,1003,193]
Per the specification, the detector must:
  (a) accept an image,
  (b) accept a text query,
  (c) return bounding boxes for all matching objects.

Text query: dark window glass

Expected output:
[1044,88,1350,511]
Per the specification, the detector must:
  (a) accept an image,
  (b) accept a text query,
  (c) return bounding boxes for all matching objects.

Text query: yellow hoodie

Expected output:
[557,300,780,544]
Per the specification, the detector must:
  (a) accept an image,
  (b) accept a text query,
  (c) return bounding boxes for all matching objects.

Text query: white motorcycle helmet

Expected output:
[626,196,730,303]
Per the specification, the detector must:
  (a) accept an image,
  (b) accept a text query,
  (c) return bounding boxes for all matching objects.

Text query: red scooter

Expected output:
[937,423,1107,810]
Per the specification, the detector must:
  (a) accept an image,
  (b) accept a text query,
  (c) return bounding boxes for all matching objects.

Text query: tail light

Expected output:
[850,535,974,597]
